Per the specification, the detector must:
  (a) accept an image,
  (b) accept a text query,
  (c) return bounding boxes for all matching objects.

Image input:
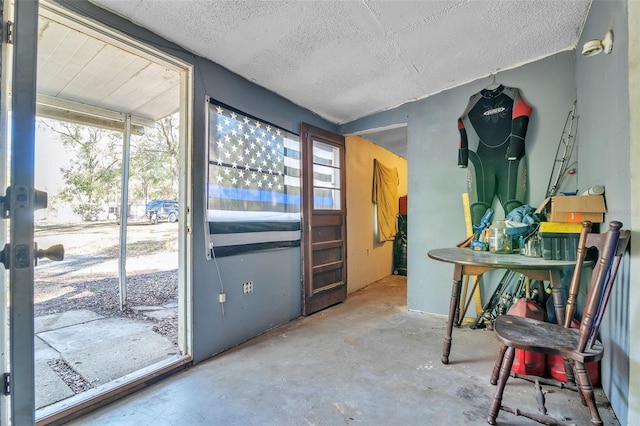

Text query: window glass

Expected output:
[312,140,341,210]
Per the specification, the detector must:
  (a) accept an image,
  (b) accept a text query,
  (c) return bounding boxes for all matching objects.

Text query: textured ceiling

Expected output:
[90,0,591,126]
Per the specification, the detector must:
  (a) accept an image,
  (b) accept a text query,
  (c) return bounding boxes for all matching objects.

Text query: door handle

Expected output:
[0,186,59,268]
[0,242,64,269]
[35,242,64,266]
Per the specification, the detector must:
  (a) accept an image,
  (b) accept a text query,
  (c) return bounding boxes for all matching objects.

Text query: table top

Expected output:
[428,247,577,270]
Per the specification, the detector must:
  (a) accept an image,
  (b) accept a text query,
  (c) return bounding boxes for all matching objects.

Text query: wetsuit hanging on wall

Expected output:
[458,85,532,225]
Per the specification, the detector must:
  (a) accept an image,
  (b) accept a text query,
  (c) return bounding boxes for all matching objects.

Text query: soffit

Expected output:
[36,8,181,128]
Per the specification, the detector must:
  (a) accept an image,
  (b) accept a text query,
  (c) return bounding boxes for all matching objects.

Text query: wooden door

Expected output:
[300,123,347,315]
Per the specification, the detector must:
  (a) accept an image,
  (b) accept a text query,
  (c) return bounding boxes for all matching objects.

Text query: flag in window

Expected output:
[208,104,301,215]
[206,101,302,257]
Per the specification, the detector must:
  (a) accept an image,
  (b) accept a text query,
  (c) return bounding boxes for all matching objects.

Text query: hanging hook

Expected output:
[486,73,499,90]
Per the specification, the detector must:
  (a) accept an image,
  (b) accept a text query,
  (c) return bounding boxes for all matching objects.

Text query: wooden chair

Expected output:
[486,220,631,426]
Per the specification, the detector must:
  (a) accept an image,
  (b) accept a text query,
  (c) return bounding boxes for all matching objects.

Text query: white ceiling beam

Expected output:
[36,104,145,136]
[36,94,155,129]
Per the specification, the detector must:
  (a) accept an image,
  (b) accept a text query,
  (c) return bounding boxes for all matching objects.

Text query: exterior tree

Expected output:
[40,120,122,221]
[130,113,180,201]
[38,114,180,222]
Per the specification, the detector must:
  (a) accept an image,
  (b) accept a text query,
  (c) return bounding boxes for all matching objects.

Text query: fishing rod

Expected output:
[546,101,578,197]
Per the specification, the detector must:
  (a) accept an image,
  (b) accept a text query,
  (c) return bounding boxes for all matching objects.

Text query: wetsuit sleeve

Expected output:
[458,118,468,167]
[506,98,532,161]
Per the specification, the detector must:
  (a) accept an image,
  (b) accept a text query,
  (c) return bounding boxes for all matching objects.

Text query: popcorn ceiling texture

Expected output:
[90,0,591,124]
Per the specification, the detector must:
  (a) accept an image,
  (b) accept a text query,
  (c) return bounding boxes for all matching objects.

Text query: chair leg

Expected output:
[490,344,507,385]
[487,346,515,425]
[569,359,588,407]
[574,361,603,426]
[563,357,576,386]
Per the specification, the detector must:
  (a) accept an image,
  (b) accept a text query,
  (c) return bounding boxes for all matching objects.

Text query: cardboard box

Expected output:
[536,195,606,223]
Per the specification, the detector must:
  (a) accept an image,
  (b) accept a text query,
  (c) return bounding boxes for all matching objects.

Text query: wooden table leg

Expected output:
[548,269,566,325]
[457,275,470,326]
[442,264,463,364]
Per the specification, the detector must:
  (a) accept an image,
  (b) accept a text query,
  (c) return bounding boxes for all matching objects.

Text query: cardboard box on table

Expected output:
[536,195,606,223]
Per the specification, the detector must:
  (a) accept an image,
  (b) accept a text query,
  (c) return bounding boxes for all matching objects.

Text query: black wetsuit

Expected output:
[458,85,532,225]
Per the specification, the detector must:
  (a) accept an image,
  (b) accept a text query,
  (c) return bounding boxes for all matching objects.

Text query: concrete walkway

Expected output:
[35,307,179,410]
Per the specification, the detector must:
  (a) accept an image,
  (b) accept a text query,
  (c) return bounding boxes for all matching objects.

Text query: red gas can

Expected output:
[546,354,600,386]
[507,298,547,377]
[546,319,600,385]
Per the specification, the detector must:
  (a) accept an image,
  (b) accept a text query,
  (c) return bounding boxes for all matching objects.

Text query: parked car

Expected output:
[146,199,178,224]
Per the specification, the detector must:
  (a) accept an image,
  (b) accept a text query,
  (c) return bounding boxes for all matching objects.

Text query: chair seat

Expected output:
[487,222,629,426]
[493,315,604,363]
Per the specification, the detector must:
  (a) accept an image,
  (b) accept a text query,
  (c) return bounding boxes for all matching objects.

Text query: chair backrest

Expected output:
[564,221,630,353]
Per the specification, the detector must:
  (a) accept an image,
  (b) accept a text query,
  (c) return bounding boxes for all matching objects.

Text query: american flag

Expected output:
[207,103,301,215]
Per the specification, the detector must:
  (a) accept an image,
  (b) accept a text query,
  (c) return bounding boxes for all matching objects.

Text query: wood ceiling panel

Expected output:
[37,15,181,123]
[75,52,144,107]
[130,84,181,120]
[37,21,77,90]
[39,30,105,96]
[56,44,131,102]
[99,62,180,116]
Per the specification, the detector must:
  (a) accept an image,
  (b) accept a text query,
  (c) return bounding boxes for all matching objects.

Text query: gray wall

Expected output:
[575,1,631,422]
[342,1,636,422]
[188,63,335,361]
[342,51,578,314]
[627,2,640,422]
[57,0,337,362]
[51,1,638,421]
[406,53,578,315]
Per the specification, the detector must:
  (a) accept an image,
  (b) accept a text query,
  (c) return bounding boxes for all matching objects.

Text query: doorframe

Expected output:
[0,0,13,421]
[300,123,347,316]
[8,0,40,423]
[3,1,195,423]
[37,0,195,361]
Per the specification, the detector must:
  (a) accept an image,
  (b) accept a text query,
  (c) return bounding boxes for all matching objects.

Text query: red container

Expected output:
[546,354,600,386]
[399,195,408,215]
[546,319,600,385]
[507,298,547,377]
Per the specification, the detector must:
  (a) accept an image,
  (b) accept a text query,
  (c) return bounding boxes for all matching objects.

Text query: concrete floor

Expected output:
[68,275,619,425]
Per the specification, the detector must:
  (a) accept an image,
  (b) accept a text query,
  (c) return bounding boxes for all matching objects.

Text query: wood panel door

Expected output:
[300,123,346,316]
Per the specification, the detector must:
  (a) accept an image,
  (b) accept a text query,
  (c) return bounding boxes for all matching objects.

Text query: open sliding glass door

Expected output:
[0,0,11,422]
[2,0,41,423]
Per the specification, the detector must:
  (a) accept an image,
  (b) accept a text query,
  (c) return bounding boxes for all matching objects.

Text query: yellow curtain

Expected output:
[372,159,399,242]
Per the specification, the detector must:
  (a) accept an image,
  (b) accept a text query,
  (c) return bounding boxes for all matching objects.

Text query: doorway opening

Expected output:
[32,3,192,422]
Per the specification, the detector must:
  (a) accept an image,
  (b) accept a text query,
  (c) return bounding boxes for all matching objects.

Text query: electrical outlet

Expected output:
[242,281,254,294]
